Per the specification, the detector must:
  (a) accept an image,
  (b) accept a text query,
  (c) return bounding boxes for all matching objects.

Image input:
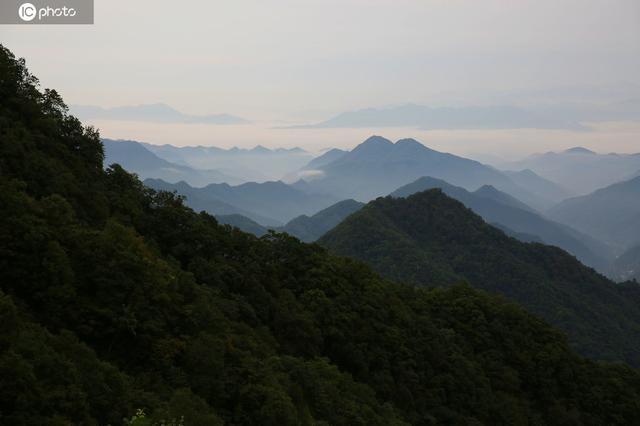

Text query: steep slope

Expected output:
[548,176,640,252]
[145,178,339,224]
[390,177,612,272]
[103,138,240,186]
[2,44,640,425]
[320,189,640,364]
[506,148,640,195]
[303,136,550,209]
[280,199,365,242]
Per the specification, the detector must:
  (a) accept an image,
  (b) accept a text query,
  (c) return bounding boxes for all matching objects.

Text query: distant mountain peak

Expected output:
[349,135,395,156]
[252,145,271,153]
[564,147,596,154]
[476,184,499,193]
[362,135,393,146]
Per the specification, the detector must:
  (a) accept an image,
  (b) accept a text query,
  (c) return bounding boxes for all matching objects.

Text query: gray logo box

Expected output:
[0,0,93,24]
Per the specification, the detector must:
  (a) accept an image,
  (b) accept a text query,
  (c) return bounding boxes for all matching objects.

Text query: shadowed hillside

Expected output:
[320,189,640,364]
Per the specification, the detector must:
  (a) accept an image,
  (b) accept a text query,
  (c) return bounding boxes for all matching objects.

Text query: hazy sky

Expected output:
[2,0,639,155]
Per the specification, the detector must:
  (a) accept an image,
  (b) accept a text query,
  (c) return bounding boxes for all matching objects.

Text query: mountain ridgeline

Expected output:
[505,148,640,195]
[389,177,613,272]
[299,135,559,210]
[547,175,640,253]
[3,44,640,424]
[319,189,640,365]
[145,178,339,225]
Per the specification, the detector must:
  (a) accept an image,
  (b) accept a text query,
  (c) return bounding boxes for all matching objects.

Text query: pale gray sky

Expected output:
[2,0,639,154]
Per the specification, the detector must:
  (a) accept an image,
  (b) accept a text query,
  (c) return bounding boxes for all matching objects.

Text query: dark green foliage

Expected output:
[390,176,612,272]
[2,44,640,425]
[320,190,640,365]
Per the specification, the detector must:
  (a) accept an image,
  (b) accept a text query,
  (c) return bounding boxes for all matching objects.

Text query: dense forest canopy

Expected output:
[1,44,640,425]
[320,190,640,365]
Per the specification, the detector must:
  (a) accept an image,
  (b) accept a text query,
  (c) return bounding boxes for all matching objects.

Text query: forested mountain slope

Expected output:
[320,189,640,365]
[390,177,613,273]
[2,44,640,425]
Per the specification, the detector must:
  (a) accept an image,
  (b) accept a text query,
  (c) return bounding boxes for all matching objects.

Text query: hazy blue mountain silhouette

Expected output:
[145,178,339,225]
[548,176,640,252]
[72,103,248,124]
[144,179,278,225]
[103,139,240,187]
[303,148,348,170]
[506,148,640,195]
[280,199,365,242]
[144,142,312,182]
[294,104,584,130]
[502,169,570,206]
[302,136,551,209]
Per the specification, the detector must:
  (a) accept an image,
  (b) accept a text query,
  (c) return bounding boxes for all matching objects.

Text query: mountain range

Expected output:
[293,103,586,130]
[299,135,563,210]
[279,199,365,242]
[504,147,640,195]
[548,175,640,252]
[319,189,640,365]
[4,44,640,425]
[390,177,612,272]
[145,178,339,225]
[144,142,313,182]
[293,98,640,131]
[71,102,248,124]
[103,139,242,186]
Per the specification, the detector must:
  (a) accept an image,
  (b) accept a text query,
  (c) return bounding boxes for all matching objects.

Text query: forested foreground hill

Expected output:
[2,45,640,425]
[319,190,640,365]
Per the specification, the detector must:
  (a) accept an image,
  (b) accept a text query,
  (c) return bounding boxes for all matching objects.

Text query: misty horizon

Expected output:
[2,0,639,156]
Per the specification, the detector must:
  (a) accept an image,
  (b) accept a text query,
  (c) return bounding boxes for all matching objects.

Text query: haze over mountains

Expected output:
[5,41,640,425]
[548,176,640,252]
[143,142,312,182]
[105,134,640,281]
[296,136,559,210]
[293,101,640,131]
[103,139,243,187]
[145,178,339,225]
[72,103,248,124]
[503,147,640,195]
[103,138,312,184]
[295,104,585,130]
